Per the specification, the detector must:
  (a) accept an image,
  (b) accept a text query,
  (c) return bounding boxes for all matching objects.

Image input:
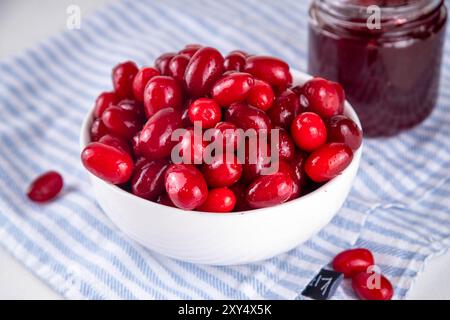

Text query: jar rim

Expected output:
[311,0,445,35]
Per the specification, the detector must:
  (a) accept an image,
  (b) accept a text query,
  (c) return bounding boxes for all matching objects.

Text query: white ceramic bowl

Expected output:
[80,70,362,265]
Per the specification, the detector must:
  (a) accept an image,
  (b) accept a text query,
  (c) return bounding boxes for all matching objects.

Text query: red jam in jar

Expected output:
[308,0,447,136]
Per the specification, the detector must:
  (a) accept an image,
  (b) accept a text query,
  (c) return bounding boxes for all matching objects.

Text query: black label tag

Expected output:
[301,268,343,300]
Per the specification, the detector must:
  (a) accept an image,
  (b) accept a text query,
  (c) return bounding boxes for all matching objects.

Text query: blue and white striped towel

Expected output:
[1,0,450,300]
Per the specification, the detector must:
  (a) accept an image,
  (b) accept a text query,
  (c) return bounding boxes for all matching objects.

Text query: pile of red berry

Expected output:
[80,45,362,212]
[332,248,393,300]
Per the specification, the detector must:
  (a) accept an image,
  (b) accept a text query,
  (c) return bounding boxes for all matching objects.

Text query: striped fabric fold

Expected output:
[1,0,450,299]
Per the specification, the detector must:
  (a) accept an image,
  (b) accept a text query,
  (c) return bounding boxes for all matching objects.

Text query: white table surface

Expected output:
[0,0,449,300]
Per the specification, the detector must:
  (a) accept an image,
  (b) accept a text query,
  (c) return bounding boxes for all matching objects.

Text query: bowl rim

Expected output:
[80,69,363,218]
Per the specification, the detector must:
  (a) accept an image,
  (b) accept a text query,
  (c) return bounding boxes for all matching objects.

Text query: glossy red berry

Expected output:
[211,122,240,153]
[273,128,295,161]
[300,77,345,118]
[155,52,176,75]
[230,183,252,212]
[333,248,375,278]
[156,193,176,207]
[292,151,309,189]
[291,112,327,152]
[175,128,208,164]
[197,187,236,213]
[165,164,208,210]
[143,76,183,118]
[94,91,118,118]
[224,51,247,72]
[184,47,224,98]
[246,173,293,209]
[131,159,170,201]
[27,171,63,203]
[117,99,145,119]
[131,132,141,158]
[211,72,254,107]
[304,143,353,182]
[225,103,272,132]
[101,106,143,139]
[273,160,301,200]
[90,118,109,142]
[202,153,243,188]
[168,54,190,82]
[267,89,301,129]
[327,115,363,151]
[98,134,132,155]
[247,80,274,111]
[352,272,394,300]
[188,98,221,129]
[139,108,183,160]
[244,56,292,88]
[181,106,191,128]
[81,142,134,184]
[132,67,160,102]
[242,140,272,182]
[112,61,139,99]
[179,44,202,58]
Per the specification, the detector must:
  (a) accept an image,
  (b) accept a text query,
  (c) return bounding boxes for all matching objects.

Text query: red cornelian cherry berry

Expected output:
[244,55,292,88]
[101,106,143,139]
[333,248,375,278]
[300,77,345,118]
[165,164,208,210]
[292,151,309,189]
[81,142,134,184]
[267,88,301,129]
[134,156,148,172]
[143,75,183,118]
[224,51,247,72]
[247,79,274,111]
[225,103,272,132]
[304,143,353,182]
[112,61,139,100]
[155,52,176,75]
[139,108,183,160]
[117,99,145,119]
[246,173,293,209]
[212,121,240,152]
[211,72,254,107]
[131,158,171,201]
[184,47,224,98]
[90,118,109,142]
[197,187,236,213]
[230,183,252,212]
[202,153,243,188]
[168,54,190,82]
[327,115,363,151]
[156,193,176,207]
[242,140,272,182]
[352,272,394,300]
[178,44,202,58]
[181,106,191,128]
[94,91,119,118]
[274,160,301,200]
[188,98,222,129]
[132,67,160,102]
[132,132,141,158]
[273,127,295,161]
[98,134,132,155]
[176,128,208,164]
[291,112,327,152]
[27,171,64,203]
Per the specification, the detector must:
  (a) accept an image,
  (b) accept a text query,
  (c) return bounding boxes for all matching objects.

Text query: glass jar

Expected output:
[308,0,447,137]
